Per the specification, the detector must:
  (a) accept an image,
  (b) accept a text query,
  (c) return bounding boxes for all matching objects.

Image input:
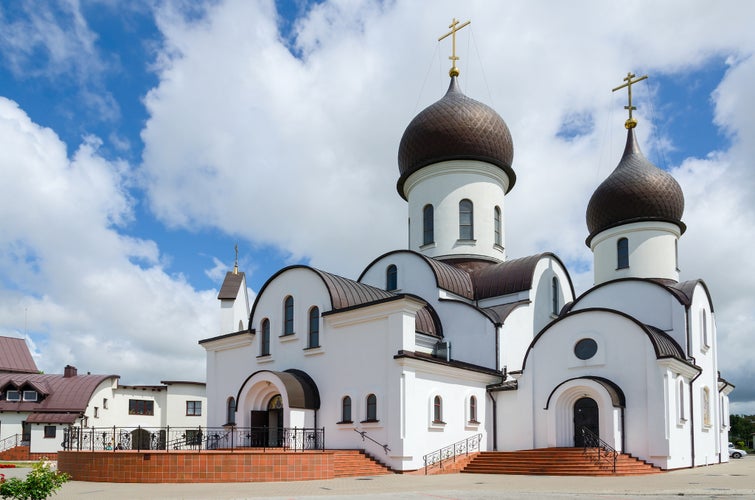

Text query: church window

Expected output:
[365,394,378,422]
[494,206,502,246]
[341,396,352,423]
[386,265,398,291]
[617,238,629,269]
[459,199,474,240]
[677,379,686,423]
[308,306,320,348]
[260,318,271,356]
[423,204,434,245]
[675,239,679,271]
[226,397,236,425]
[551,276,559,315]
[283,296,294,335]
[574,338,598,360]
[702,387,711,428]
[433,395,443,423]
[469,395,478,423]
[701,310,709,349]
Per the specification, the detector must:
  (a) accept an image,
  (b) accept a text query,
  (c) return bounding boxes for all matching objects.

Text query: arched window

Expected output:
[678,379,686,422]
[551,276,559,315]
[341,396,352,423]
[284,296,294,335]
[308,306,320,348]
[469,395,478,423]
[386,264,397,291]
[238,320,243,331]
[701,310,709,348]
[675,239,679,271]
[260,318,270,356]
[494,206,502,246]
[366,394,377,421]
[226,397,236,425]
[617,238,629,269]
[423,204,434,245]
[433,395,443,423]
[702,387,711,427]
[459,199,474,240]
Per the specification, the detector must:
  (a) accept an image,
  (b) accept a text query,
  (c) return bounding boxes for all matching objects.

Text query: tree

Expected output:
[729,414,755,449]
[0,460,69,500]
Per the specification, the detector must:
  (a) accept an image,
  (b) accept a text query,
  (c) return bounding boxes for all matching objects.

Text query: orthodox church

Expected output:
[200,30,733,471]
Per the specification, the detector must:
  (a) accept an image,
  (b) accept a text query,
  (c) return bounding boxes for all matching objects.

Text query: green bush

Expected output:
[0,460,69,500]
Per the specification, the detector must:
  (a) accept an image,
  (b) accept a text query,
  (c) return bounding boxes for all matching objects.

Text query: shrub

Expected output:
[0,460,69,500]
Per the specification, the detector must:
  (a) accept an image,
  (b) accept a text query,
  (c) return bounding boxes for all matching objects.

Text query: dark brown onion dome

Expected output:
[397,76,515,200]
[585,128,685,246]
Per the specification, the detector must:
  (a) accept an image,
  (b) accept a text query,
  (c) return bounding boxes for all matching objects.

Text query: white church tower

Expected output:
[585,73,685,285]
[397,20,515,264]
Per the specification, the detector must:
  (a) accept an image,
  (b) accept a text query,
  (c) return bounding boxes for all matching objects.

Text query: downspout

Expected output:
[486,366,506,452]
[689,369,702,467]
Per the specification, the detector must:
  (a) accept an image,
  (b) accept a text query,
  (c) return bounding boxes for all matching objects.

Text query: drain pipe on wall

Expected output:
[486,365,507,452]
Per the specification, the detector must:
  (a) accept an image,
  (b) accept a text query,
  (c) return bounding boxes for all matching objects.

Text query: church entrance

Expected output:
[250,394,284,447]
[573,396,599,447]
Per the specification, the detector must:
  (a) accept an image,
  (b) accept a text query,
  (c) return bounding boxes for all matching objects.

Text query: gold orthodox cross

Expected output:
[233,243,239,274]
[438,18,471,77]
[612,72,648,129]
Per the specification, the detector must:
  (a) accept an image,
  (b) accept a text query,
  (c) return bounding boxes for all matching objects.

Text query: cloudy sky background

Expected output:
[0,0,753,412]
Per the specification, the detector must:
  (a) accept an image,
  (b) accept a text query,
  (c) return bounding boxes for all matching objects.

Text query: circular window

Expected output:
[574,338,598,360]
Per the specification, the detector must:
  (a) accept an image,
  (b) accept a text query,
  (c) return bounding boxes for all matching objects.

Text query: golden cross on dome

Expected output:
[612,72,648,129]
[233,243,239,274]
[438,18,471,77]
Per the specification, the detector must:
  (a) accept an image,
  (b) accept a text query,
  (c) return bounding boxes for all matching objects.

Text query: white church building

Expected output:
[200,54,733,471]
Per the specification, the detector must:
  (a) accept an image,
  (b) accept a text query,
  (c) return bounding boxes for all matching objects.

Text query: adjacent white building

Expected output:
[201,66,733,472]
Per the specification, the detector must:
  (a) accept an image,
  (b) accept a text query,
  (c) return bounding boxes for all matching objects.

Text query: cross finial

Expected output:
[233,244,239,274]
[612,72,648,129]
[438,18,471,77]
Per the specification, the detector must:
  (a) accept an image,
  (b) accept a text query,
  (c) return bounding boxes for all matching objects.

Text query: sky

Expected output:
[0,0,753,413]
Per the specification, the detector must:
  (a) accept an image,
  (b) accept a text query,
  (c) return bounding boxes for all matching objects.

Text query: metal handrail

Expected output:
[353,428,390,454]
[422,433,482,474]
[0,434,21,453]
[580,426,617,473]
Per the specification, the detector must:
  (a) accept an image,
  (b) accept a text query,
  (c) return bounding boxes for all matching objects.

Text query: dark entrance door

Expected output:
[573,397,599,447]
[250,410,268,447]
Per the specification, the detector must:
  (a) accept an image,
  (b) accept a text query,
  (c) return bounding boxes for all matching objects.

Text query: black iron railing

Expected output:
[61,426,325,453]
[580,426,617,473]
[353,428,390,455]
[0,433,21,453]
[422,433,482,474]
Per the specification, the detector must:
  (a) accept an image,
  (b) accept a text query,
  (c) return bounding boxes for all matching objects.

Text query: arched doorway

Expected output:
[573,396,599,447]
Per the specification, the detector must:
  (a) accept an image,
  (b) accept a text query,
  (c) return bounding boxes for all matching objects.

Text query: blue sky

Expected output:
[1,0,754,412]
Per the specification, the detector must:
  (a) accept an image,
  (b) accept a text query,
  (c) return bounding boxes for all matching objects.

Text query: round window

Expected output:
[574,338,598,360]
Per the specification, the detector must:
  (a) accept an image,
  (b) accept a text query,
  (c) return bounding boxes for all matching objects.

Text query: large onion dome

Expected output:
[585,128,685,245]
[397,76,515,199]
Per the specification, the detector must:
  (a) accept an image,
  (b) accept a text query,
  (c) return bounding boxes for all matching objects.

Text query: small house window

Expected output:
[22,390,37,402]
[617,238,629,269]
[260,318,271,356]
[494,206,502,246]
[128,399,154,416]
[103,398,108,409]
[433,395,443,423]
[94,407,99,418]
[423,204,434,245]
[283,296,295,335]
[365,394,377,422]
[226,397,236,425]
[6,390,20,401]
[341,396,352,423]
[44,426,56,439]
[469,395,478,423]
[186,401,202,416]
[386,265,398,291]
[308,306,320,348]
[459,199,474,240]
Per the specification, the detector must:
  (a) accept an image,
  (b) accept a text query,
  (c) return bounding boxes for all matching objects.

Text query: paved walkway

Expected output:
[3,457,754,499]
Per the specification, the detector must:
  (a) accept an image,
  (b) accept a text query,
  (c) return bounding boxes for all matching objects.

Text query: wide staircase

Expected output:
[462,448,662,476]
[332,450,393,477]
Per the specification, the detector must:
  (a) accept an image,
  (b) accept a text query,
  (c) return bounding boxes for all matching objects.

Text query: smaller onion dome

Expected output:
[397,77,515,199]
[585,128,685,245]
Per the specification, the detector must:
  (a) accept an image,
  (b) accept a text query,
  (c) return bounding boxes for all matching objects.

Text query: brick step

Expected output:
[332,450,393,477]
[462,448,661,476]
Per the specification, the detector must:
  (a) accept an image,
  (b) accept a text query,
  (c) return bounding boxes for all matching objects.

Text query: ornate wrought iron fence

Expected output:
[422,433,482,474]
[580,426,617,473]
[62,426,325,452]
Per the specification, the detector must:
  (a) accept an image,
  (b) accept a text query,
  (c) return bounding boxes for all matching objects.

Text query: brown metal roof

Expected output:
[481,300,530,324]
[310,268,396,310]
[423,257,475,299]
[235,369,320,410]
[466,254,546,300]
[26,412,79,424]
[217,271,245,300]
[645,325,687,360]
[0,372,118,413]
[586,128,685,245]
[0,336,38,374]
[397,76,515,199]
[415,304,442,337]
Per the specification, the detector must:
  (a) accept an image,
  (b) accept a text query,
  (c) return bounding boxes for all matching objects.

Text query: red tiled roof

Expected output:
[0,336,38,374]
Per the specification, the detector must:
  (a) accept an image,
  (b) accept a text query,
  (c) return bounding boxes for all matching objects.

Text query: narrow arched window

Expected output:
[366,394,377,421]
[226,397,236,425]
[469,395,478,423]
[433,395,443,423]
[678,379,686,422]
[423,204,434,245]
[701,310,709,348]
[494,206,502,246]
[617,238,629,269]
[459,199,474,240]
[551,276,559,315]
[702,387,711,427]
[386,264,397,291]
[260,318,270,356]
[308,306,320,348]
[284,296,294,335]
[341,396,352,423]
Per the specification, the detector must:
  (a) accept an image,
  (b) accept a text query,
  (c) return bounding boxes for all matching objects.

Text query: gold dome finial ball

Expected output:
[449,66,460,77]
[625,117,638,129]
